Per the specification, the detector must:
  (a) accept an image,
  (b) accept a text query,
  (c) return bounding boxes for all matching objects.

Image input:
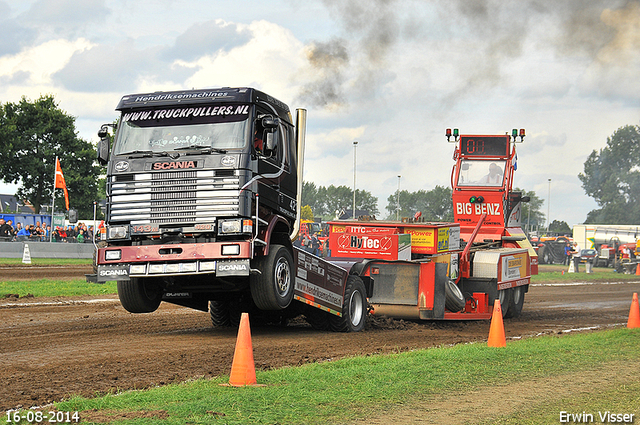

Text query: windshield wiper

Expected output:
[174,145,228,154]
[153,151,181,159]
[119,150,153,157]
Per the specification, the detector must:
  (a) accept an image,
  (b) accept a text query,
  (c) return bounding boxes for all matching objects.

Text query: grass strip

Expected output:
[0,258,91,265]
[53,329,640,425]
[486,379,640,425]
[0,279,117,297]
[531,265,639,284]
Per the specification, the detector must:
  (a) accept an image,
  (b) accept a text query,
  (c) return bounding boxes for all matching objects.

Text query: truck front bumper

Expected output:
[95,241,252,283]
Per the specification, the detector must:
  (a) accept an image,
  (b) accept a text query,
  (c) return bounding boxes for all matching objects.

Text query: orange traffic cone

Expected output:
[635,263,640,276]
[627,293,640,329]
[227,313,258,386]
[487,299,506,347]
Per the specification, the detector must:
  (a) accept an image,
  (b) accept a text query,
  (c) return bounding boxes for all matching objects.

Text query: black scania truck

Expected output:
[92,87,310,321]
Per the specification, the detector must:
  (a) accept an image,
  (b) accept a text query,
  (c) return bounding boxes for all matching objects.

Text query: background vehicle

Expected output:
[310,129,537,324]
[573,224,639,268]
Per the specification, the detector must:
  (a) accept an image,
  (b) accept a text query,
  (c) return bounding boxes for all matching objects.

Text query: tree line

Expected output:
[1,95,637,226]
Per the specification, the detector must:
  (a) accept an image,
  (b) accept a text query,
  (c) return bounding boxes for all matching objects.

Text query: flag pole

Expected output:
[50,156,57,242]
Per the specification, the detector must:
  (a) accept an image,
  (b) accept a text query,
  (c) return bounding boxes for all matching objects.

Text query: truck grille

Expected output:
[109,170,240,224]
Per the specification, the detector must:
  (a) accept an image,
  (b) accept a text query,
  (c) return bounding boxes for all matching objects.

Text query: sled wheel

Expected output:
[445,280,466,312]
[505,285,526,318]
[497,288,513,318]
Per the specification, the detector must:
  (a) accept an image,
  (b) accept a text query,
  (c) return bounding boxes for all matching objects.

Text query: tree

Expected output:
[0,95,101,218]
[301,181,378,219]
[579,124,640,224]
[385,185,453,221]
[548,220,571,234]
[301,205,314,221]
[514,187,545,232]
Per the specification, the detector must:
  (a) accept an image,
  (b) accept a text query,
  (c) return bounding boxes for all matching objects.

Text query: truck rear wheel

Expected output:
[209,299,241,328]
[329,276,368,332]
[505,285,526,318]
[304,307,331,331]
[250,244,294,311]
[117,278,162,313]
[445,280,465,312]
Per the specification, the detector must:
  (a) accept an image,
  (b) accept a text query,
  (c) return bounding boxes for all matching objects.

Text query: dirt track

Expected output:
[1,265,639,411]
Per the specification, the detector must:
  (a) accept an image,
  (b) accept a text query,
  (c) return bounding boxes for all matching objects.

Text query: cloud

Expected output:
[0,38,93,87]
[20,0,110,38]
[184,20,306,101]
[52,40,198,93]
[0,1,37,56]
[162,20,252,62]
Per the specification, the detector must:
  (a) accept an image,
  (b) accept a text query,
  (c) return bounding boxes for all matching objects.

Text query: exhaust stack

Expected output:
[290,108,307,241]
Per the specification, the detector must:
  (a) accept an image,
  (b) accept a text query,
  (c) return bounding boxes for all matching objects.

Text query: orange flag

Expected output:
[55,158,69,210]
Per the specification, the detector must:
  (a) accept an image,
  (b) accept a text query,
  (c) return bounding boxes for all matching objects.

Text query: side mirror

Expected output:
[261,116,280,129]
[97,137,110,165]
[97,124,112,165]
[521,196,531,202]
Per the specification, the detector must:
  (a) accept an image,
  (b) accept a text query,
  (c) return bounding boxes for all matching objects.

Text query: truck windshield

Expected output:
[113,104,251,156]
[457,160,506,187]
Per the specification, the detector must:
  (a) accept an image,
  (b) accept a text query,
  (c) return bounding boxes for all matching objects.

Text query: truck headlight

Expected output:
[105,250,121,260]
[219,219,242,234]
[107,225,130,240]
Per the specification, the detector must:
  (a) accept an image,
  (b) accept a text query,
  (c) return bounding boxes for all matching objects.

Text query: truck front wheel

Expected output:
[250,244,294,310]
[117,278,162,313]
[329,276,368,332]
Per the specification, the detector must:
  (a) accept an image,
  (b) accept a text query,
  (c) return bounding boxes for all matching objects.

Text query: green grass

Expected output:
[532,264,640,283]
[0,279,117,297]
[49,329,640,424]
[0,257,92,265]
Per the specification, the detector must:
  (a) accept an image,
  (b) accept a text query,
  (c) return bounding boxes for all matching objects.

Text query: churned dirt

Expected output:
[0,264,638,416]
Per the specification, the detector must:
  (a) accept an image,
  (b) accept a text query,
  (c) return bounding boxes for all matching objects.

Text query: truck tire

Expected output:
[497,288,512,318]
[250,244,294,311]
[209,299,241,328]
[505,285,526,318]
[329,276,368,332]
[117,277,162,313]
[304,307,331,331]
[445,280,465,313]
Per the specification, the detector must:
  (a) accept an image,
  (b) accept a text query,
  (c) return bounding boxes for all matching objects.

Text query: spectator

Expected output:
[311,232,320,256]
[564,243,572,266]
[32,224,45,241]
[87,226,94,243]
[0,218,12,240]
[6,220,15,237]
[293,234,303,248]
[16,225,30,241]
[59,226,68,242]
[66,225,76,241]
[76,226,86,243]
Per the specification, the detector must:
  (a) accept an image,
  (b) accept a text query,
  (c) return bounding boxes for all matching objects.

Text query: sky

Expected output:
[0,0,639,227]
